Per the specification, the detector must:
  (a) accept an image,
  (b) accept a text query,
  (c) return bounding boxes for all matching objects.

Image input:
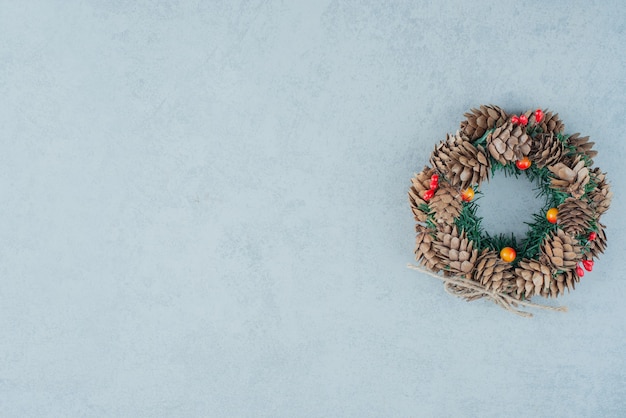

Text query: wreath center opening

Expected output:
[475,173,544,239]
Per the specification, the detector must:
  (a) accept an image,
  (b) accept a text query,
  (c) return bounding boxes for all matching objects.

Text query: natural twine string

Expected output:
[407,264,568,318]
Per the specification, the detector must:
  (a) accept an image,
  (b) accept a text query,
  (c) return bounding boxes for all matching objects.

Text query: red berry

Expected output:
[430,180,439,190]
[535,109,544,123]
[582,259,594,272]
[431,174,439,183]
[576,265,585,277]
[589,231,597,241]
[423,189,435,201]
[511,115,520,125]
[518,114,528,126]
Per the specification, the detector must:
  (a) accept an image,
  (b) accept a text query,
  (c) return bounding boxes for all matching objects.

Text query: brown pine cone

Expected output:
[588,168,612,215]
[433,225,479,278]
[460,105,508,141]
[414,225,442,272]
[588,222,607,259]
[548,156,590,199]
[430,133,490,190]
[557,197,595,235]
[553,269,582,295]
[429,181,463,224]
[486,122,532,165]
[515,259,552,298]
[567,133,598,164]
[529,132,565,168]
[540,229,582,271]
[408,166,436,222]
[472,250,516,294]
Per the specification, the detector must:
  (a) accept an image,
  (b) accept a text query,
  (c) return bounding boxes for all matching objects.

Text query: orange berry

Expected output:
[546,207,558,224]
[515,157,531,170]
[461,187,475,202]
[499,247,517,263]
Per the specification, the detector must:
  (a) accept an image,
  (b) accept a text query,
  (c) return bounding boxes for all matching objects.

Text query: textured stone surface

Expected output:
[1,1,625,416]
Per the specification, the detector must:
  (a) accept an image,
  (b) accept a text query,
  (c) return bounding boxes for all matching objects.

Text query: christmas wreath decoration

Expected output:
[408,105,612,316]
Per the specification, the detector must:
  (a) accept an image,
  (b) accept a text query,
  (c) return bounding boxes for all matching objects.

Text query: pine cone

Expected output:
[460,105,508,141]
[540,229,582,271]
[429,181,463,224]
[486,122,531,165]
[414,225,442,272]
[588,168,612,215]
[567,133,598,164]
[588,222,607,259]
[430,133,490,189]
[529,132,565,168]
[433,225,478,277]
[408,166,436,222]
[548,156,590,199]
[537,110,564,134]
[557,197,595,235]
[472,250,516,293]
[553,269,582,295]
[515,259,552,298]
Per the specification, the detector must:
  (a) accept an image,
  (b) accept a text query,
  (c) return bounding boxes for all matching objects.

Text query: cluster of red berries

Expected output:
[422,174,439,201]
[576,232,598,276]
[510,109,544,126]
[577,260,594,277]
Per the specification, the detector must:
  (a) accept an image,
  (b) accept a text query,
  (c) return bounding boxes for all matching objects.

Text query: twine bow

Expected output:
[408,264,567,318]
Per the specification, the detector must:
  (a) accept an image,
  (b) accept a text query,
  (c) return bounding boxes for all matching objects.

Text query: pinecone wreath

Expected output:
[408,106,612,317]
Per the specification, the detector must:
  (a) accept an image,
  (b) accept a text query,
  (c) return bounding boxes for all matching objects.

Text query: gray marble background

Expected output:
[1,1,625,416]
